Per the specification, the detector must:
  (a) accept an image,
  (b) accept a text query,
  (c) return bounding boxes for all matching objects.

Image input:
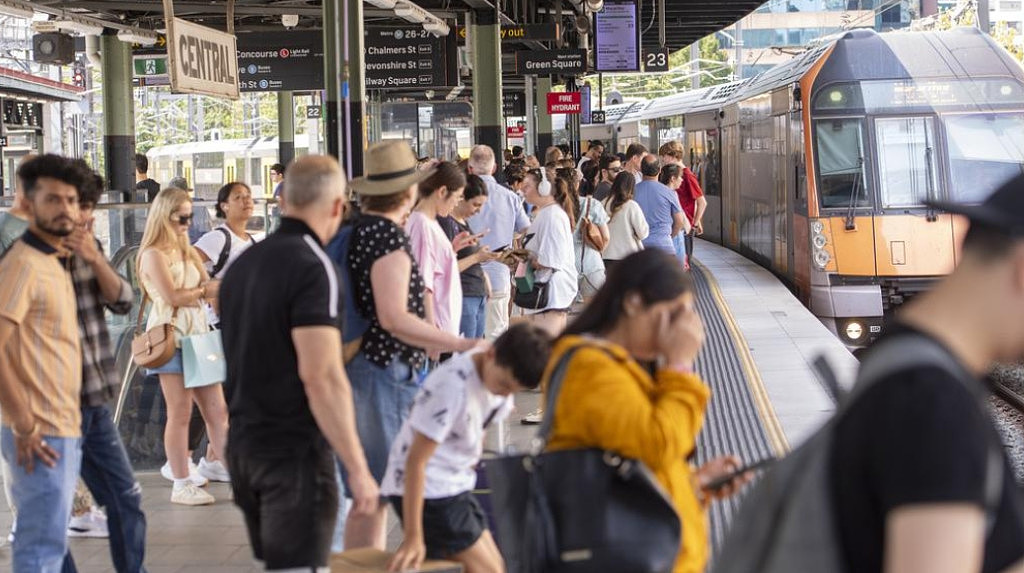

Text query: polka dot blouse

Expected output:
[348,214,427,369]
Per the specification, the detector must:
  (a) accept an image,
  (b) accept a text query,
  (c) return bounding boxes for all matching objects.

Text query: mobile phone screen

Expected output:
[704,457,775,491]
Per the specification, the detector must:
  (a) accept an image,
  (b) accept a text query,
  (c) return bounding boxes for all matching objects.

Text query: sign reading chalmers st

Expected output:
[516,49,586,76]
[166,17,239,100]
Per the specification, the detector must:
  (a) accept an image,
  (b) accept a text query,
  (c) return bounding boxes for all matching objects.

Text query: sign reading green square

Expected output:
[134,57,167,76]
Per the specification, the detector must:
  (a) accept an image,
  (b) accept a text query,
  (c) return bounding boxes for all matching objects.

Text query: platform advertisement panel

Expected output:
[594,0,641,73]
[166,17,240,100]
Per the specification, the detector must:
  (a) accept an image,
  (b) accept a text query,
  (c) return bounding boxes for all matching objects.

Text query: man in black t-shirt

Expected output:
[219,155,378,571]
[134,153,160,202]
[832,173,1024,572]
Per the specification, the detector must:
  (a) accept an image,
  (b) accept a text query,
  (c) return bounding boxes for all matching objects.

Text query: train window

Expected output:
[875,117,938,208]
[944,113,1024,204]
[815,118,871,209]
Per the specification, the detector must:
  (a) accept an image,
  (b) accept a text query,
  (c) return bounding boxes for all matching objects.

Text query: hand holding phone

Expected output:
[703,456,775,493]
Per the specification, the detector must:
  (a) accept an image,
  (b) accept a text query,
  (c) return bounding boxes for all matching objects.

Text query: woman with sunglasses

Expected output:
[137,188,229,507]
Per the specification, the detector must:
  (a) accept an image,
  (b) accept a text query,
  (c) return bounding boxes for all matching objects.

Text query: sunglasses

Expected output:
[172,214,194,225]
[608,166,623,173]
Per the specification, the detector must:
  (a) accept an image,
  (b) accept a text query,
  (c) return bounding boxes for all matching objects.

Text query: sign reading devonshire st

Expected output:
[547,92,582,114]
[515,49,587,76]
[364,27,458,89]
[166,17,239,99]
[237,32,324,92]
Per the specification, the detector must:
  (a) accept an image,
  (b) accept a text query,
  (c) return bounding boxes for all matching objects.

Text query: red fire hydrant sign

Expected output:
[546,92,582,114]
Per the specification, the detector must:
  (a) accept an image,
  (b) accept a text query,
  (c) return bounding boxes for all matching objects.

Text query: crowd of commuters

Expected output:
[0,140,1020,573]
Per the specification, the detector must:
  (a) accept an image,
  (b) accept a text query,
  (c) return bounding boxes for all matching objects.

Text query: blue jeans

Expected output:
[341,353,418,489]
[62,405,147,573]
[1,428,82,573]
[672,233,687,266]
[460,296,487,339]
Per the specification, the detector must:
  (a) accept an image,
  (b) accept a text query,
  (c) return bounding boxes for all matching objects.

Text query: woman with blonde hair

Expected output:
[137,188,227,506]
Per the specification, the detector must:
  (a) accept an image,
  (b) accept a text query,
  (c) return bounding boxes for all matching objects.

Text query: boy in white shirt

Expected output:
[383,324,551,573]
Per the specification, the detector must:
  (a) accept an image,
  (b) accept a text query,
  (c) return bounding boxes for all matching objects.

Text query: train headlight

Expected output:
[1001,84,1014,96]
[845,321,864,341]
[813,248,831,269]
[811,220,825,235]
[812,233,828,249]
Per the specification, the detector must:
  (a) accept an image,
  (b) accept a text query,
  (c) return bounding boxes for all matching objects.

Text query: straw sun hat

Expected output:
[350,140,436,196]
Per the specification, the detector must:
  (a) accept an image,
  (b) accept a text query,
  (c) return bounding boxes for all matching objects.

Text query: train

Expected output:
[585,28,1024,346]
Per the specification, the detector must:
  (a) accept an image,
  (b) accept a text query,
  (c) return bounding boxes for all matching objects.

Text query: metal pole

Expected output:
[690,41,700,90]
[658,0,666,48]
[101,33,135,201]
[978,0,990,34]
[323,0,341,159]
[344,0,366,178]
[278,91,295,165]
[735,19,744,80]
[525,74,536,156]
[472,7,504,167]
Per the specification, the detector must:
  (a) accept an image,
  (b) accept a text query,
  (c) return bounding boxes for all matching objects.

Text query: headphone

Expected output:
[538,166,552,197]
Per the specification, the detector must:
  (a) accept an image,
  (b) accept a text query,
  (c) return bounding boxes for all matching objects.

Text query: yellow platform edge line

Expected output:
[693,259,791,456]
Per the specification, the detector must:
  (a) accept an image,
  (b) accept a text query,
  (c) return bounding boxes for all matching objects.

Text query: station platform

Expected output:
[0,239,856,572]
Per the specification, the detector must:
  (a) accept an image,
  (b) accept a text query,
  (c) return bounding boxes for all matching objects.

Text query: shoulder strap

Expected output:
[535,343,612,449]
[210,227,232,278]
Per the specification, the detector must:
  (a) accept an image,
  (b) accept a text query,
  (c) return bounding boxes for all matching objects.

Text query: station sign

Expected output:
[594,0,641,73]
[364,27,458,89]
[516,49,587,76]
[507,125,526,138]
[591,110,607,124]
[547,92,582,115]
[134,56,167,77]
[503,91,526,117]
[455,24,559,43]
[644,48,670,72]
[165,17,240,99]
[237,32,324,92]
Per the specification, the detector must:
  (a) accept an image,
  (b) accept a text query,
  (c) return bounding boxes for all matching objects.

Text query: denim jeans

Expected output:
[460,296,487,339]
[62,405,147,573]
[341,352,418,489]
[1,428,82,573]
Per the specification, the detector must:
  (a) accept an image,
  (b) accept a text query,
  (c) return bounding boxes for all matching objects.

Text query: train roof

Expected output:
[146,134,311,158]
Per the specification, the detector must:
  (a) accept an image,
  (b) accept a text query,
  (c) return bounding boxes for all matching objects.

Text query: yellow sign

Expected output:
[166,17,239,100]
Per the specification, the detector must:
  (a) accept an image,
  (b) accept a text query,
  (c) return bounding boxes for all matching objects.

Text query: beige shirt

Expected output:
[141,253,208,345]
[0,237,82,437]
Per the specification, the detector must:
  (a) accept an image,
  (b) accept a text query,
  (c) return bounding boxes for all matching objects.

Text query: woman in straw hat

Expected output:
[342,141,479,549]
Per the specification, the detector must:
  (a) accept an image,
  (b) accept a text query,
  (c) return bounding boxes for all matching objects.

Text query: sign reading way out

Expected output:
[166,17,239,99]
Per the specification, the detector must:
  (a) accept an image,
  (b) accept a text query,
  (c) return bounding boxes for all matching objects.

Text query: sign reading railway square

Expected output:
[364,27,458,89]
[166,17,239,100]
[515,49,587,76]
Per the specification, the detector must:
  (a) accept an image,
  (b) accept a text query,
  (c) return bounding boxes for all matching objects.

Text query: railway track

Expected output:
[994,380,1024,415]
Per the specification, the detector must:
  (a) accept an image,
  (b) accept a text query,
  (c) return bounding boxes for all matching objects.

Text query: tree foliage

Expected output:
[592,34,734,101]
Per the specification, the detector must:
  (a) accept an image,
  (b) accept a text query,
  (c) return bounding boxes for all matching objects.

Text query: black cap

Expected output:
[927,173,1024,235]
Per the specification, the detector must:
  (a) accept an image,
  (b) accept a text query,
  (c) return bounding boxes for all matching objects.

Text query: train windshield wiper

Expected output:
[844,156,864,231]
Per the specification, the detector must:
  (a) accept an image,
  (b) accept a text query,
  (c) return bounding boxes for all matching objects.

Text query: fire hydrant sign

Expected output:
[166,17,240,100]
[547,92,581,114]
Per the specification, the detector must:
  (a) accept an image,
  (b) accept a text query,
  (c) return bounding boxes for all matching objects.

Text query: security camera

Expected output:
[282,14,299,28]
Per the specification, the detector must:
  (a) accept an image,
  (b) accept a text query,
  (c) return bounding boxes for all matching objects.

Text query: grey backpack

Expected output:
[712,333,1004,573]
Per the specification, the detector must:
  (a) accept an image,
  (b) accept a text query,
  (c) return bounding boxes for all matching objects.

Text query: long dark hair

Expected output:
[420,161,466,198]
[606,171,636,216]
[463,173,488,201]
[564,249,694,336]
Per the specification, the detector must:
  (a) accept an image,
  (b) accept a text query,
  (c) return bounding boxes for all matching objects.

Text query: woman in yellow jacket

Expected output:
[545,249,749,573]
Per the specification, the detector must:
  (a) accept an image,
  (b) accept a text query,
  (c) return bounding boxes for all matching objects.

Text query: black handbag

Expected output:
[486,345,682,573]
[513,280,550,310]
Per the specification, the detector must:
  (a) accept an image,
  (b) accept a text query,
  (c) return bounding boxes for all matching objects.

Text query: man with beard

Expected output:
[0,154,86,572]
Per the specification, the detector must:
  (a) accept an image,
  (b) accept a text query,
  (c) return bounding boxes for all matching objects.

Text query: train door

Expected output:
[771,89,791,276]
[721,104,741,248]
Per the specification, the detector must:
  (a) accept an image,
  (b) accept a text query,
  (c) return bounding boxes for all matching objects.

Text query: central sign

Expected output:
[547,92,582,115]
[166,17,239,99]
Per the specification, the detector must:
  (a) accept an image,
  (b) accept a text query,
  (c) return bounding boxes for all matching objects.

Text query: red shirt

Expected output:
[675,167,704,224]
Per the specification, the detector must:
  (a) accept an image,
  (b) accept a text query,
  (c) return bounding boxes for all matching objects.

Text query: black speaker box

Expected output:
[33,33,76,65]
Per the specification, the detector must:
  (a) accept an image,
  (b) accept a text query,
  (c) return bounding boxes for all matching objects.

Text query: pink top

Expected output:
[405,211,463,336]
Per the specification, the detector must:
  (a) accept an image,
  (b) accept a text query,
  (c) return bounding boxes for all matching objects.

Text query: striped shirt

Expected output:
[0,232,82,437]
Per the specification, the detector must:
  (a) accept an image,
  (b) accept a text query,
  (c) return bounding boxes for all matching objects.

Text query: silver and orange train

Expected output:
[585,28,1024,346]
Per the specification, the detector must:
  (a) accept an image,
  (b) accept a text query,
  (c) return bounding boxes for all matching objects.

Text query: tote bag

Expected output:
[181,330,226,388]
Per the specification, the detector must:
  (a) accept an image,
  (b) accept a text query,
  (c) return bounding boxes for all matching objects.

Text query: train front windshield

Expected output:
[943,113,1024,204]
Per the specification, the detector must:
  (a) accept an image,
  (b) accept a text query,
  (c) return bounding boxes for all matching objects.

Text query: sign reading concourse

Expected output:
[166,17,240,100]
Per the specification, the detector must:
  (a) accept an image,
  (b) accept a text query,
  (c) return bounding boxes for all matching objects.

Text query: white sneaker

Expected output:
[170,483,215,506]
[520,408,544,425]
[68,508,109,538]
[160,460,208,487]
[198,457,230,482]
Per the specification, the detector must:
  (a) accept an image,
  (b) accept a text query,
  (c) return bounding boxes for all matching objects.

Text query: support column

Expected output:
[101,33,135,201]
[343,0,366,178]
[472,8,503,168]
[323,0,341,159]
[277,91,295,165]
[536,76,553,159]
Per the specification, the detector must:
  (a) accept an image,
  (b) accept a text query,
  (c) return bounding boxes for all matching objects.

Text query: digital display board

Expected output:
[594,0,641,73]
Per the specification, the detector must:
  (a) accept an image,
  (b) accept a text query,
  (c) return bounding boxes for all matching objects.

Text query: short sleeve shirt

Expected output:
[634,179,682,254]
[348,214,427,369]
[219,217,342,456]
[831,326,1024,572]
[406,211,462,336]
[522,205,578,313]
[381,349,512,499]
[468,175,530,295]
[437,215,487,298]
[573,197,610,275]
[193,225,256,279]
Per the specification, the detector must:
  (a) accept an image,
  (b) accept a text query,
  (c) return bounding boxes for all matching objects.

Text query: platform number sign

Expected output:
[591,110,606,124]
[0,136,7,148]
[645,48,670,73]
[306,106,322,119]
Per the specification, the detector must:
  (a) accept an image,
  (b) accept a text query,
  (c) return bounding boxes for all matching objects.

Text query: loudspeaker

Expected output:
[33,33,75,65]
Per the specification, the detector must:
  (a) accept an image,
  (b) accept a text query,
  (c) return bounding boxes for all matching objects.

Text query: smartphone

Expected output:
[704,457,776,491]
[496,244,511,252]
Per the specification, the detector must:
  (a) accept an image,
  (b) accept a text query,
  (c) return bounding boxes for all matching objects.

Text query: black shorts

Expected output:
[228,443,338,569]
[390,491,486,558]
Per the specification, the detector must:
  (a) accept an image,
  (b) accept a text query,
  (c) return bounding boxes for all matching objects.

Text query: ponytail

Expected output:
[552,177,577,232]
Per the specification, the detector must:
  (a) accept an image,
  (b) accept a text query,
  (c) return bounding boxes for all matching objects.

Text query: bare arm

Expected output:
[694,196,708,228]
[292,326,379,515]
[139,249,206,307]
[884,504,985,573]
[371,250,476,352]
[388,432,439,572]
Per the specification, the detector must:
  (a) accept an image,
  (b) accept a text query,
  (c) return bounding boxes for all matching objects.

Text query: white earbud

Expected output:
[538,168,552,197]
